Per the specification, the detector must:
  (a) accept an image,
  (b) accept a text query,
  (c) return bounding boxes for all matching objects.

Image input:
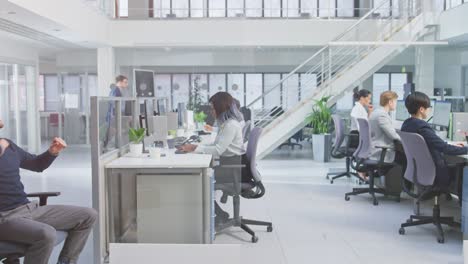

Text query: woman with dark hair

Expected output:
[350,89,373,132]
[179,92,245,157]
[179,92,245,224]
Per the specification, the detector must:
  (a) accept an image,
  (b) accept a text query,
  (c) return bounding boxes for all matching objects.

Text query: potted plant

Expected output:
[306,96,333,162]
[129,128,146,156]
[194,111,207,130]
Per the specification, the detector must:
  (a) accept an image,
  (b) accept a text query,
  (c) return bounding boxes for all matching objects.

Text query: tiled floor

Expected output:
[20,143,463,264]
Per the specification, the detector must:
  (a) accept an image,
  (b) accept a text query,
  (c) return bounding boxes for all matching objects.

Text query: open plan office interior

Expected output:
[3,0,468,263]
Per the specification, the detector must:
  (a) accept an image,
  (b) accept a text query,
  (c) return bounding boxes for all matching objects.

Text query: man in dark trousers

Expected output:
[401,92,468,188]
[0,119,97,264]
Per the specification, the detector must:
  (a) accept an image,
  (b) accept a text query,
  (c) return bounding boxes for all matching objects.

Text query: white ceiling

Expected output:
[0,0,98,53]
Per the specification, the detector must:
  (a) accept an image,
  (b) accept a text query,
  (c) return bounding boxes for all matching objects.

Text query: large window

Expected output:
[372,73,408,105]
[172,74,190,108]
[319,0,336,17]
[264,0,282,17]
[191,74,209,104]
[228,0,244,17]
[246,0,262,17]
[282,73,299,110]
[209,74,226,97]
[118,0,356,18]
[227,74,245,106]
[209,0,226,17]
[264,74,281,109]
[245,74,263,109]
[155,74,172,109]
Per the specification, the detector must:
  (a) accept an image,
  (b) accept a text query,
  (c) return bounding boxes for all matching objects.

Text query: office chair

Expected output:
[0,192,68,264]
[242,120,252,143]
[345,118,395,205]
[240,107,252,122]
[397,131,459,243]
[279,129,304,150]
[326,115,359,184]
[214,127,273,243]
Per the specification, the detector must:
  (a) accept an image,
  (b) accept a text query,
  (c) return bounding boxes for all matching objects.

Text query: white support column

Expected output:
[414,46,435,95]
[26,65,39,153]
[98,47,116,96]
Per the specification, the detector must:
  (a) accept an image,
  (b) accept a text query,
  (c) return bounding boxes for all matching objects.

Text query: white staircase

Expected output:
[250,0,435,159]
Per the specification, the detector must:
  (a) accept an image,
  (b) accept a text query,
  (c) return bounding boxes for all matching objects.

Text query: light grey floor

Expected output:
[20,143,463,264]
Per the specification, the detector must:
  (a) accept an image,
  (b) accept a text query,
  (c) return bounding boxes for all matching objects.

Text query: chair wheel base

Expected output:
[267,226,273,232]
[345,196,350,201]
[252,236,259,243]
[399,227,405,235]
[326,175,330,180]
[330,180,334,184]
[373,199,379,206]
[437,237,445,244]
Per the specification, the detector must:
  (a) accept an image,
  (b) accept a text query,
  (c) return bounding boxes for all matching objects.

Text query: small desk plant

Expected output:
[129,128,146,156]
[194,111,208,130]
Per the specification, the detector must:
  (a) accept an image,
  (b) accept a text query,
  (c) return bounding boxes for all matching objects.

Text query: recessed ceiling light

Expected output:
[7,11,16,15]
[53,29,61,32]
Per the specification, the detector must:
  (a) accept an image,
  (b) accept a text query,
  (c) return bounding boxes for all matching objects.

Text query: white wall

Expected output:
[0,35,39,65]
[109,19,358,47]
[434,48,464,95]
[439,3,468,41]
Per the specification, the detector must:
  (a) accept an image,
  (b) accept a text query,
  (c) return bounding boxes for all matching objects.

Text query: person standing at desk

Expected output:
[401,91,468,188]
[178,92,245,224]
[103,75,129,149]
[350,89,374,148]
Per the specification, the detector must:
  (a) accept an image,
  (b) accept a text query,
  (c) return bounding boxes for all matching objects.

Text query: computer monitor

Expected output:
[445,97,465,112]
[134,69,155,97]
[432,101,452,128]
[395,100,409,121]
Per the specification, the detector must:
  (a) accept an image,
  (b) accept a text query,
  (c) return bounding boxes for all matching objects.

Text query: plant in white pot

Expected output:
[129,128,146,156]
[194,111,207,130]
[306,96,333,162]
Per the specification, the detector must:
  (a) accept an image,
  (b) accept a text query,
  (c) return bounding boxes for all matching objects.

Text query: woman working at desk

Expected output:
[178,92,245,224]
[350,89,374,148]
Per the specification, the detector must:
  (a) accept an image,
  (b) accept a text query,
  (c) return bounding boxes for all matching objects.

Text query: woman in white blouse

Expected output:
[349,89,374,148]
[179,92,245,224]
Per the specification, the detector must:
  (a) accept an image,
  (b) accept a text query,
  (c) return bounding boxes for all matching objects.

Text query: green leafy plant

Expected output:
[129,128,146,144]
[194,111,207,123]
[188,75,204,112]
[306,96,333,134]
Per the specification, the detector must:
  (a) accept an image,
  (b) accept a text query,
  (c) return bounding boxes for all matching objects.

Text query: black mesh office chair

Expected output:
[326,115,359,183]
[214,127,273,243]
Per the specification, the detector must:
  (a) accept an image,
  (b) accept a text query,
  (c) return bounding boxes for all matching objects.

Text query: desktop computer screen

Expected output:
[134,69,155,97]
[395,100,409,121]
[432,101,452,128]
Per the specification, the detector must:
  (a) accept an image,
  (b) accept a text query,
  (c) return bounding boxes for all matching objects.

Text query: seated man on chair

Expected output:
[401,92,468,189]
[0,119,97,264]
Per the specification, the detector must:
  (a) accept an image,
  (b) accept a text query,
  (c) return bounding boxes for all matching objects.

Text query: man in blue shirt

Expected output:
[401,92,468,188]
[0,119,97,264]
[103,75,129,149]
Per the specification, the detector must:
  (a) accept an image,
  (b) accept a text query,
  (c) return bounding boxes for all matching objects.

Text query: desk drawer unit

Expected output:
[136,173,203,244]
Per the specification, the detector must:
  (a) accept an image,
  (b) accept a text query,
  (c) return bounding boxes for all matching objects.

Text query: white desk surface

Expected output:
[105,152,212,169]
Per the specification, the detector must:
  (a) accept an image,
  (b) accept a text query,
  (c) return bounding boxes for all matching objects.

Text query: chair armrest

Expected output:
[375,145,395,150]
[27,192,61,206]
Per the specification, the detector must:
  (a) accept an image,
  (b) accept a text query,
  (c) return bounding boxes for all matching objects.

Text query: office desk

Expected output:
[105,152,214,247]
[447,154,468,262]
